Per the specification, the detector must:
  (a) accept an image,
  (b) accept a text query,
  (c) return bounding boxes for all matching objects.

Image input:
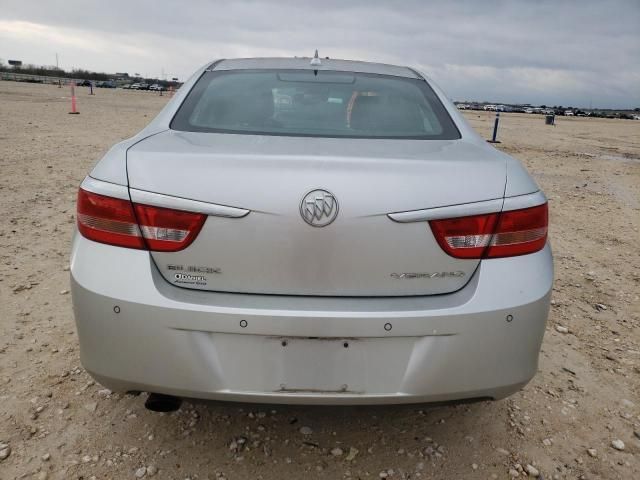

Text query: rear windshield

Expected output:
[171,69,460,139]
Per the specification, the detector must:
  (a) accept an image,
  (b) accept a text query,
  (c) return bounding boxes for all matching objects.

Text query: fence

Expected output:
[1,72,88,86]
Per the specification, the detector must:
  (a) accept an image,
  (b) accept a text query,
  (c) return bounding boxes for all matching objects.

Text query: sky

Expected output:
[1,0,639,109]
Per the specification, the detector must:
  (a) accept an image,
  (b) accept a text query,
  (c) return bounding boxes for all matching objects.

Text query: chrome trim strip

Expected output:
[82,178,250,218]
[502,190,547,211]
[388,198,504,223]
[82,176,130,200]
[129,189,250,218]
[388,190,546,223]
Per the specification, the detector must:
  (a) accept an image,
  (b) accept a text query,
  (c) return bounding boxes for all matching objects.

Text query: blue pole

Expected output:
[489,112,501,143]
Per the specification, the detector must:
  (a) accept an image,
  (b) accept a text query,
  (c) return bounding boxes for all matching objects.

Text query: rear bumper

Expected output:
[70,234,553,405]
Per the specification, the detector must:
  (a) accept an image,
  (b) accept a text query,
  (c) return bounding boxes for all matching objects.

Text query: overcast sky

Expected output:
[1,0,639,108]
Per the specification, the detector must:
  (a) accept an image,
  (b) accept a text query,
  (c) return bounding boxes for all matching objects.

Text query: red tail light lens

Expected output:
[487,203,548,258]
[77,188,206,252]
[133,203,206,252]
[77,188,145,249]
[429,212,499,259]
[429,203,548,259]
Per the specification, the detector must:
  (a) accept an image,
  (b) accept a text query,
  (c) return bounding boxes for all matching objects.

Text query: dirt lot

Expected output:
[0,81,638,480]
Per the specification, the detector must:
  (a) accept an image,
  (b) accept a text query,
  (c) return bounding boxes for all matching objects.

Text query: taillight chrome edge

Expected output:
[80,176,131,201]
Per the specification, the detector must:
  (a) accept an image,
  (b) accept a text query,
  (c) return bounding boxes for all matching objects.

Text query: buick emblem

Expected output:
[300,189,339,227]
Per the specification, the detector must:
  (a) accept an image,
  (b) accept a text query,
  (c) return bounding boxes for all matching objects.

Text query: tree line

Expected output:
[0,60,177,86]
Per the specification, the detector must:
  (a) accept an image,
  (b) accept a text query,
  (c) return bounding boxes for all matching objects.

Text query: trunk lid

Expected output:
[127,131,506,296]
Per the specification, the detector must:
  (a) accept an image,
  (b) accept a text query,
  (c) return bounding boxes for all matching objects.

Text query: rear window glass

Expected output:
[171,70,460,139]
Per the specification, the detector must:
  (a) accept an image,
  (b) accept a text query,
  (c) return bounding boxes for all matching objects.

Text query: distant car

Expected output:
[564,111,574,116]
[130,83,141,90]
[71,56,552,410]
[99,80,116,88]
[138,83,150,91]
[149,84,165,91]
[483,104,497,111]
[122,84,132,89]
[456,104,469,110]
[78,80,92,87]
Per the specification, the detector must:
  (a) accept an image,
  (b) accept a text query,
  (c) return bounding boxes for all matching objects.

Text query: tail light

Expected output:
[77,189,145,249]
[133,203,206,252]
[429,203,548,259]
[77,188,206,252]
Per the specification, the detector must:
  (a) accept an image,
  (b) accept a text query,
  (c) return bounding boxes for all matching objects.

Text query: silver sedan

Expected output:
[71,57,552,410]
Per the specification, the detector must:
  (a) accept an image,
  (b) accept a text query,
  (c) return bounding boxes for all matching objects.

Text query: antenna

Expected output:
[310,49,321,67]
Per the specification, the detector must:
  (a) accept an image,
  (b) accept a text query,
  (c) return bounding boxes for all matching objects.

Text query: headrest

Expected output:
[350,94,424,134]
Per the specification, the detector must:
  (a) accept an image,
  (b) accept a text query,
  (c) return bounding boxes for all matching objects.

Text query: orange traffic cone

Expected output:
[69,82,80,114]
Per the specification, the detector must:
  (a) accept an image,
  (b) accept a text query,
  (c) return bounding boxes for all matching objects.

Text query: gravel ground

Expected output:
[1,81,638,480]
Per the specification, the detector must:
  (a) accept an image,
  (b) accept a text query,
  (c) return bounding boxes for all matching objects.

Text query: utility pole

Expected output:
[56,53,61,88]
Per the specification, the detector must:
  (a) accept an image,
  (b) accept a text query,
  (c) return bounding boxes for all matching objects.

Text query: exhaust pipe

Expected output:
[144,393,182,412]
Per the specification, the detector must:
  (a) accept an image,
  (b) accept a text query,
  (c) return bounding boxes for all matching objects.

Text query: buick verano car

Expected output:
[71,56,552,409]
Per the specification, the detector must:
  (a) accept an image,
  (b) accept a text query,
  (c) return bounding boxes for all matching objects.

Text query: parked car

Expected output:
[122,84,132,89]
[71,57,552,410]
[98,80,116,88]
[78,80,92,87]
[137,82,150,90]
[483,104,497,111]
[149,84,165,91]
